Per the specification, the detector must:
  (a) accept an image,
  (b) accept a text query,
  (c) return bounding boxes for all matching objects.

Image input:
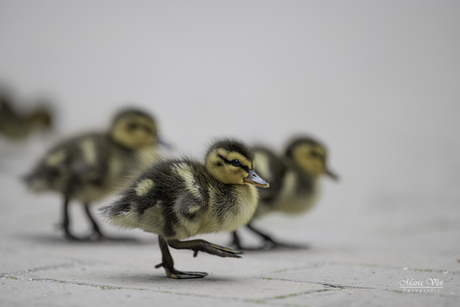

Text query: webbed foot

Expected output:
[232,225,309,250]
[64,231,87,241]
[260,239,309,250]
[168,239,243,258]
[154,263,208,279]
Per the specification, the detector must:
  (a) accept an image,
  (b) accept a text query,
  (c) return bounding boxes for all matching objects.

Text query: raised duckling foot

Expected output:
[168,239,244,258]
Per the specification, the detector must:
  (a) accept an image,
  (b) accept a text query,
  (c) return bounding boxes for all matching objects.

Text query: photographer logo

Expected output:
[399,278,444,293]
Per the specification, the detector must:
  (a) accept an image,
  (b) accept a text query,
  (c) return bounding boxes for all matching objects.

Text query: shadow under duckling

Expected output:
[100,138,269,279]
[0,93,53,140]
[232,136,338,250]
[24,108,160,241]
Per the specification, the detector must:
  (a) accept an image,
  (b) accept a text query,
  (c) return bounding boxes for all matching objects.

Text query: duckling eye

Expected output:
[309,150,319,157]
[127,122,139,131]
[231,159,241,167]
[310,151,326,162]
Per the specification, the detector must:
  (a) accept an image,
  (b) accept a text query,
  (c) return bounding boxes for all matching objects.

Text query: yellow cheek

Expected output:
[131,131,155,147]
[235,168,248,184]
[311,161,326,176]
[217,166,247,185]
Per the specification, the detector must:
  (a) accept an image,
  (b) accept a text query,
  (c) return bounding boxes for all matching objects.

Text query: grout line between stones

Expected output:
[0,259,102,279]
[265,260,460,276]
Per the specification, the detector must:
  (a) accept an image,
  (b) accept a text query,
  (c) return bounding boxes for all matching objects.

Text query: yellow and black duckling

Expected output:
[232,136,338,250]
[0,93,53,140]
[100,138,269,279]
[24,108,159,241]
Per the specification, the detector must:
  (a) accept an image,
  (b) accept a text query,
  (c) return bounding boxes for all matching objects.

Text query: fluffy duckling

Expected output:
[232,136,338,250]
[24,108,159,241]
[100,139,269,279]
[0,94,53,140]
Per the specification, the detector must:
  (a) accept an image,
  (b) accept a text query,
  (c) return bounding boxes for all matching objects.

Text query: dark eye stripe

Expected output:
[310,151,326,162]
[127,122,154,134]
[217,154,250,172]
[141,125,154,134]
[127,122,138,130]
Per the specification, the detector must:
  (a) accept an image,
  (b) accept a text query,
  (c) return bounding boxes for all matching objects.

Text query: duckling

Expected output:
[232,136,338,250]
[100,138,269,279]
[0,93,53,140]
[24,108,159,241]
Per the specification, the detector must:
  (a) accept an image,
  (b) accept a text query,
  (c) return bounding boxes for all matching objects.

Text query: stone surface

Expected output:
[1,166,459,306]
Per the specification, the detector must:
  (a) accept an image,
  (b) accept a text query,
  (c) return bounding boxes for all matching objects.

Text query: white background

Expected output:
[1,1,459,240]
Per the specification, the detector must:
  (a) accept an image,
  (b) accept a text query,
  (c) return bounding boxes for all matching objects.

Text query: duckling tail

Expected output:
[99,197,138,229]
[99,200,130,218]
[21,171,48,192]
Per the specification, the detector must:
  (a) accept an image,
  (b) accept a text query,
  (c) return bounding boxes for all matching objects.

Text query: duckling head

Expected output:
[285,137,338,180]
[110,108,157,149]
[205,139,270,187]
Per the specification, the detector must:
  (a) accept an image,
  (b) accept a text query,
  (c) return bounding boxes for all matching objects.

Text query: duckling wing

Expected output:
[100,160,209,239]
[25,133,135,198]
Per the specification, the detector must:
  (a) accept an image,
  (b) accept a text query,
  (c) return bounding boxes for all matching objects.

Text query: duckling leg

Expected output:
[231,230,244,250]
[61,197,81,241]
[246,223,278,249]
[155,236,208,279]
[83,203,104,240]
[168,239,243,258]
[247,223,307,250]
[230,227,279,250]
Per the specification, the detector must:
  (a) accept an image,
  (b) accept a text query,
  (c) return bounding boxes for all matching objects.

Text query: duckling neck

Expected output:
[108,134,136,152]
[230,184,259,228]
[278,172,321,214]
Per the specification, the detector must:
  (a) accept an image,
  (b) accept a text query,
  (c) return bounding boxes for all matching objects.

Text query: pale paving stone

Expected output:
[0,278,261,307]
[259,262,459,295]
[263,288,460,307]
[21,262,326,300]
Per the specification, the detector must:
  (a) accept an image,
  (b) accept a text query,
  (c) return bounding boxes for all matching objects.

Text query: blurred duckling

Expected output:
[100,138,269,279]
[24,108,159,241]
[0,93,53,140]
[232,136,338,250]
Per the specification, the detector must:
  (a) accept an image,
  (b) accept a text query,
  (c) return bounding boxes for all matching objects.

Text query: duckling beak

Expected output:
[244,170,270,188]
[157,137,173,149]
[326,169,339,181]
